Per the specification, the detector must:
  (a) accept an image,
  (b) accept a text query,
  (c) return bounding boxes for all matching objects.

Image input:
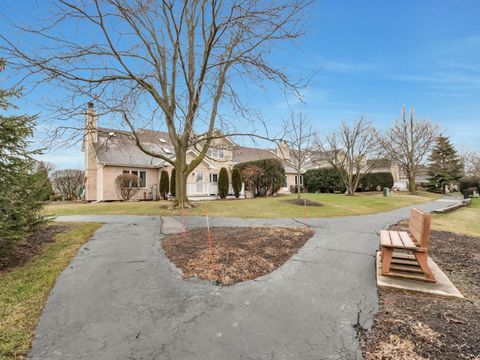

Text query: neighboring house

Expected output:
[83,103,404,201]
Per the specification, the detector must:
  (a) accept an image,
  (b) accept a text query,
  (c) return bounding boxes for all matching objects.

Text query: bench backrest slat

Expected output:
[408,208,431,249]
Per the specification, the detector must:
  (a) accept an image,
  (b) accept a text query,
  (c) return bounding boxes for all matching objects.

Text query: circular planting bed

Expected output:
[283,199,323,207]
[162,227,314,285]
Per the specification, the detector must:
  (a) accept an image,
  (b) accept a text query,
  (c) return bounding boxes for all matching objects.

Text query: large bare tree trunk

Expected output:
[346,184,355,196]
[173,149,191,208]
[408,173,416,193]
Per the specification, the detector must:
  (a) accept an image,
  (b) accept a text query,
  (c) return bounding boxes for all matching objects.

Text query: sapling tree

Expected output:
[283,112,316,199]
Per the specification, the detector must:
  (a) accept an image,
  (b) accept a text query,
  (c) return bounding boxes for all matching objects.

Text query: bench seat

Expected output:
[380,230,425,251]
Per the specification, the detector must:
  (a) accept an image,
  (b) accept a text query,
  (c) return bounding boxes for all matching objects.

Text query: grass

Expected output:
[0,222,101,360]
[432,198,480,237]
[47,192,441,218]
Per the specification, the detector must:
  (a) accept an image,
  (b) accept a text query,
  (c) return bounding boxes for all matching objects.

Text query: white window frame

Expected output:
[122,169,147,188]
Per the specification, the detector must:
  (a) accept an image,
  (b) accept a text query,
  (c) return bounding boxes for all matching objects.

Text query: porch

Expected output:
[187,182,245,197]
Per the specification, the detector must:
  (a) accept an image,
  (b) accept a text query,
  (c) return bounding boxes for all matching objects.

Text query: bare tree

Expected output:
[316,117,381,196]
[1,0,311,208]
[462,151,480,178]
[51,169,84,200]
[115,173,140,200]
[283,112,316,200]
[378,106,439,193]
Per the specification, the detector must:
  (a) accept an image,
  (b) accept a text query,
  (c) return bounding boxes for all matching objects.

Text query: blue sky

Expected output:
[1,0,479,169]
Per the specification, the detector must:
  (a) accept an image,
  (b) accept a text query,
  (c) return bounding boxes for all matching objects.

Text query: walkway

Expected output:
[28,199,454,360]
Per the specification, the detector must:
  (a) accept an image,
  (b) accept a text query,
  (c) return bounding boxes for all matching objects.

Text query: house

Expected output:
[83,103,298,201]
[83,103,403,201]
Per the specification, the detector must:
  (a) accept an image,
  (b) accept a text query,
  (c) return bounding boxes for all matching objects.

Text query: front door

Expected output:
[195,171,205,194]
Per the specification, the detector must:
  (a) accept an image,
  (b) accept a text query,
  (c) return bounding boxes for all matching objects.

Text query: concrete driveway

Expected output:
[28,199,456,360]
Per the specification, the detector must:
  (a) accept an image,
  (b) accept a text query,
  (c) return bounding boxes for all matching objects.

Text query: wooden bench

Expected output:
[380,208,435,282]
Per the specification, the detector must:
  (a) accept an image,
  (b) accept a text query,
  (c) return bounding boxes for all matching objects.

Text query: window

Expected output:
[283,175,288,187]
[122,170,147,188]
[207,148,225,159]
[295,175,303,186]
[159,138,167,143]
[210,173,218,183]
[139,171,146,187]
[163,148,172,154]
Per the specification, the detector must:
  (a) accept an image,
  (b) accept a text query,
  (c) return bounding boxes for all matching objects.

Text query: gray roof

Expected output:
[94,128,172,167]
[232,146,278,163]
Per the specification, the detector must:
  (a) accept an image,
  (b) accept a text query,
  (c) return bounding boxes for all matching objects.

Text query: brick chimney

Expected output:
[85,102,98,143]
[277,141,290,160]
[83,102,98,201]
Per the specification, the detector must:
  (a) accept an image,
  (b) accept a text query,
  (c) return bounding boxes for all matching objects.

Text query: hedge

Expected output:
[459,177,479,194]
[358,172,394,191]
[233,158,285,196]
[304,168,346,193]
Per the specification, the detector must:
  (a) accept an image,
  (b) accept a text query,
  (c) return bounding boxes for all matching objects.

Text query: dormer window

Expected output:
[207,148,225,159]
[159,138,167,143]
[163,148,172,154]
[108,132,115,136]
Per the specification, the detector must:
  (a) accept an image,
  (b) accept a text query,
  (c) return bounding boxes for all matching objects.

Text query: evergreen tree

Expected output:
[218,168,229,199]
[170,168,176,197]
[231,168,242,198]
[160,170,169,200]
[426,136,464,193]
[1,59,50,259]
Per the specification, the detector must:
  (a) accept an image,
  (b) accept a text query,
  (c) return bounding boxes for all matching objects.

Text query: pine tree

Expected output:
[1,58,50,259]
[426,136,464,193]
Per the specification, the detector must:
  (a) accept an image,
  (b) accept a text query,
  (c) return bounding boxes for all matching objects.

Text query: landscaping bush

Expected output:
[304,168,346,193]
[234,158,285,196]
[218,167,229,199]
[231,168,242,198]
[49,194,63,201]
[115,174,140,200]
[160,170,169,200]
[170,168,176,197]
[358,172,394,191]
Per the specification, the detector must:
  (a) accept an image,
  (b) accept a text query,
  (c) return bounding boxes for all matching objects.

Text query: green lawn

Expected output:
[0,223,101,360]
[47,192,440,218]
[432,198,480,237]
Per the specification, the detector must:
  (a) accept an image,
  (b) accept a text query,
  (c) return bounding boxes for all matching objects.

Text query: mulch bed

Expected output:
[365,225,480,359]
[162,226,314,285]
[283,199,323,207]
[0,224,70,273]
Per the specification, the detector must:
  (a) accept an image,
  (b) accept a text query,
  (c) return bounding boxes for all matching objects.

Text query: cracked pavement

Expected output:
[28,199,456,360]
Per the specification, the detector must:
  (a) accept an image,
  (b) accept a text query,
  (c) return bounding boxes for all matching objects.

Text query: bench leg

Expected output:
[414,252,435,281]
[381,247,393,275]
